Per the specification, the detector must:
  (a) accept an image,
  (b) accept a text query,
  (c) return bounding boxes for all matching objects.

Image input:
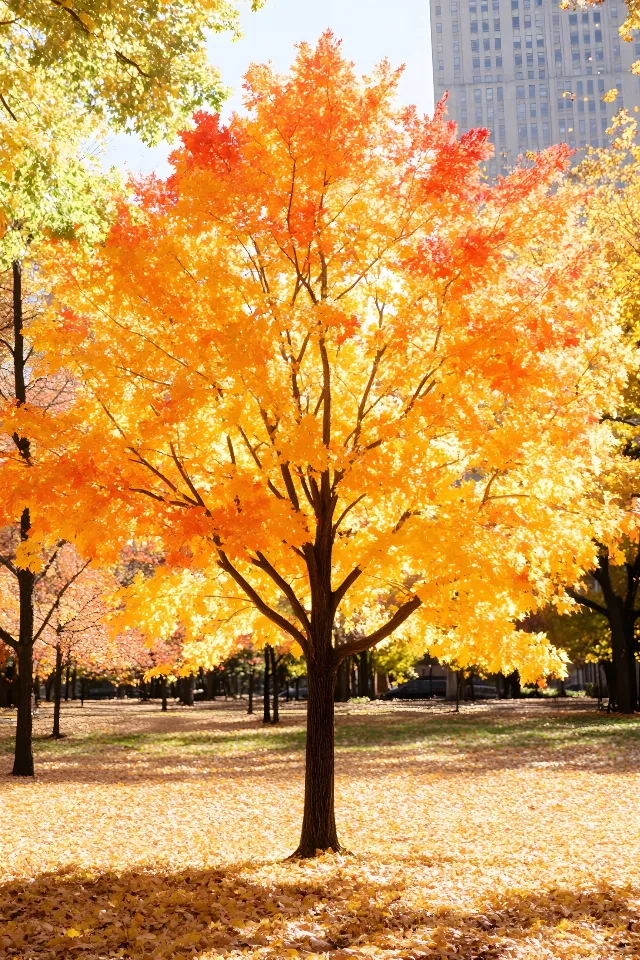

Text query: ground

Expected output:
[1,698,640,959]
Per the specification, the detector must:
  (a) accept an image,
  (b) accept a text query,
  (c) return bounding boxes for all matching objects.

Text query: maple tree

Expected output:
[0,121,122,773]
[46,36,626,855]
[558,112,640,713]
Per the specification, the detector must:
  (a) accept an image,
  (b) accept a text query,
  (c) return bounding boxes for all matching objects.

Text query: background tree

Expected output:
[563,112,640,713]
[0,0,262,149]
[47,36,626,855]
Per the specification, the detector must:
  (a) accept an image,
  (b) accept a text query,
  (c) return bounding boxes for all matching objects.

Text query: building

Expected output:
[430,0,640,178]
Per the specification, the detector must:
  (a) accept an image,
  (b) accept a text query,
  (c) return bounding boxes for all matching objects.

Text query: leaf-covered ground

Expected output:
[1,699,639,959]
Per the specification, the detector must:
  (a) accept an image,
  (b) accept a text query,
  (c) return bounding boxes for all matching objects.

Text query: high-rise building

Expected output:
[430,0,640,178]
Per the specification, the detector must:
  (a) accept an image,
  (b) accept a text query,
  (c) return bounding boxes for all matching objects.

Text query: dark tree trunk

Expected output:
[295,675,300,701]
[161,675,168,712]
[80,677,87,706]
[247,667,254,715]
[0,672,8,708]
[271,648,280,724]
[13,546,35,777]
[205,670,215,701]
[64,659,71,701]
[506,670,521,698]
[293,661,340,857]
[45,672,54,702]
[52,642,64,739]
[71,667,77,700]
[263,645,271,724]
[358,651,368,697]
[334,658,348,701]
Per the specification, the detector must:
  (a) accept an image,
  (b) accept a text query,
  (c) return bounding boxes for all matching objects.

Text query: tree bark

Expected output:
[262,645,271,724]
[247,667,254,715]
[52,642,64,739]
[13,621,34,776]
[293,661,340,857]
[13,546,35,777]
[161,675,168,712]
[271,648,280,724]
[64,658,71,701]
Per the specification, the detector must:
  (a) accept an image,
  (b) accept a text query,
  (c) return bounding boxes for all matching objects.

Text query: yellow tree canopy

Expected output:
[42,35,627,685]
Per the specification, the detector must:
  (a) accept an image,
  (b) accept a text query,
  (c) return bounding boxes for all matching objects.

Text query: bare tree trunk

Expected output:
[161,675,168,712]
[52,641,64,739]
[263,645,271,724]
[64,658,71,701]
[13,543,35,777]
[293,660,340,857]
[271,648,280,724]
[247,667,254,715]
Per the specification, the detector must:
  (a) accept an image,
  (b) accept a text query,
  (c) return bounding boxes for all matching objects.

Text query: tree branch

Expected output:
[217,549,308,651]
[336,595,422,661]
[565,586,609,618]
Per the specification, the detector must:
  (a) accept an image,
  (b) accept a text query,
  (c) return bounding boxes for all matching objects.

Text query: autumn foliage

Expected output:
[38,35,626,853]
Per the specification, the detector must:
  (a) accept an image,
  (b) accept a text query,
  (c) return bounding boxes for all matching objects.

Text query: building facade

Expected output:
[430,0,640,178]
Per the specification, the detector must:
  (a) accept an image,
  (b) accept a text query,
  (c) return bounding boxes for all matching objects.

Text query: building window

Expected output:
[516,85,525,98]
[542,121,550,140]
[496,56,502,67]
[555,50,562,62]
[518,123,528,139]
[518,103,526,118]
[515,54,523,65]
[495,37,501,49]
[512,16,520,28]
[436,23,442,33]
[497,87,503,101]
[452,21,459,33]
[472,40,480,51]
[473,57,481,68]
[494,19,500,30]
[435,4,441,13]
[471,22,478,33]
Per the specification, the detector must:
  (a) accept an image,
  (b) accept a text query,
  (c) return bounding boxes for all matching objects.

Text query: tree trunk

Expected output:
[608,603,636,713]
[80,677,87,706]
[161,675,168,712]
[334,659,348,701]
[12,555,35,777]
[295,675,300,701]
[71,667,77,700]
[247,667,254,715]
[52,642,64,739]
[13,633,34,776]
[271,649,280,724]
[64,659,71,701]
[293,662,340,857]
[45,672,54,702]
[263,645,271,724]
[0,672,8,708]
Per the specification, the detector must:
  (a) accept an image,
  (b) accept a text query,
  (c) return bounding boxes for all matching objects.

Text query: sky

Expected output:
[103,0,434,176]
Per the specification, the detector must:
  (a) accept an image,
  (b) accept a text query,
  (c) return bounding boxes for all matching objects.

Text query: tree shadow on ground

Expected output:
[1,860,638,959]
